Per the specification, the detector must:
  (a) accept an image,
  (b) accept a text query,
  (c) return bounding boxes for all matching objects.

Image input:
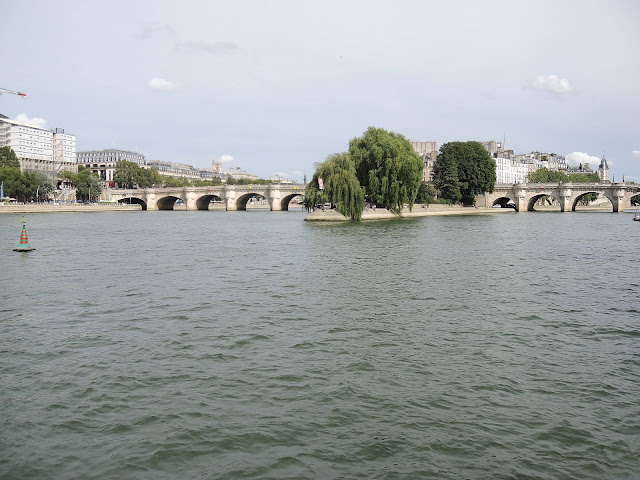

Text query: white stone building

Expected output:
[146,160,202,180]
[494,156,530,184]
[0,114,77,175]
[411,141,438,182]
[77,149,147,185]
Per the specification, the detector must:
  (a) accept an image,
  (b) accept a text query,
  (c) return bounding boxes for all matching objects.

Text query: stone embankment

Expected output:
[0,204,143,214]
[305,204,515,221]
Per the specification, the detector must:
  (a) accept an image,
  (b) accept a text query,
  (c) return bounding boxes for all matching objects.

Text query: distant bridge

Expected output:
[476,183,639,212]
[104,184,306,211]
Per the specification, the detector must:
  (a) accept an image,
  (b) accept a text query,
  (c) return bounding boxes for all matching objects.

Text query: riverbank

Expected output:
[0,204,143,214]
[305,204,516,221]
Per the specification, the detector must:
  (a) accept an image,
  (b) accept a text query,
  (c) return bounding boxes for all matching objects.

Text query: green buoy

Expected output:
[13,216,36,252]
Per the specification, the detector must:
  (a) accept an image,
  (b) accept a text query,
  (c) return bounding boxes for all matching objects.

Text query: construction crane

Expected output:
[0,88,26,98]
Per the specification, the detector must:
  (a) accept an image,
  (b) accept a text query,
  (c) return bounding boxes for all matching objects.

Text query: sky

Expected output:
[2,0,639,182]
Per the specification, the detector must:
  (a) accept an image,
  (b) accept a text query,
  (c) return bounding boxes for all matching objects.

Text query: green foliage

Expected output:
[192,177,223,187]
[631,194,640,206]
[432,149,462,204]
[0,165,26,200]
[528,168,602,184]
[415,182,437,204]
[227,177,271,185]
[527,167,567,183]
[138,168,162,188]
[433,141,496,205]
[348,127,423,212]
[33,171,55,199]
[579,192,599,205]
[0,162,55,202]
[567,172,600,183]
[59,167,102,201]
[162,176,191,188]
[0,146,20,168]
[304,152,364,220]
[114,160,141,189]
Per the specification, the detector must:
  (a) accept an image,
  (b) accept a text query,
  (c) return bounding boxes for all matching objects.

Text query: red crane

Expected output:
[0,88,26,98]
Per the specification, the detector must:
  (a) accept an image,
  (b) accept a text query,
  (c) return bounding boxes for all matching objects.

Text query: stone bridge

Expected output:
[476,182,640,212]
[103,184,306,211]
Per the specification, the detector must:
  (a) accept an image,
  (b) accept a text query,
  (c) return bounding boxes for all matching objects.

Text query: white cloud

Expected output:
[566,152,603,166]
[13,113,47,128]
[219,155,234,163]
[632,150,640,158]
[137,22,175,40]
[176,40,239,56]
[147,77,179,92]
[529,74,575,95]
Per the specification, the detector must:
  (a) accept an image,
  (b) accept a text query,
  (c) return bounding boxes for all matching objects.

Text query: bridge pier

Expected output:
[611,186,626,212]
[185,191,198,211]
[558,184,573,212]
[146,193,157,210]
[514,187,527,212]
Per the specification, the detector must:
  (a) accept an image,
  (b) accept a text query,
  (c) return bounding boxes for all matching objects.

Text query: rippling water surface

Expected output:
[1,210,639,479]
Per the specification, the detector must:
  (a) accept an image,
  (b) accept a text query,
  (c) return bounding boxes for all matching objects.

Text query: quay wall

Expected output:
[0,204,143,214]
[305,205,515,221]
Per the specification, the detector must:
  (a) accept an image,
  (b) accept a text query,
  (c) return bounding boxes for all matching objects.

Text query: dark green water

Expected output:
[1,210,639,479]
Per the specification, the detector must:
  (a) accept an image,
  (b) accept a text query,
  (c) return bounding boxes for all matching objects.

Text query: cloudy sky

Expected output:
[2,0,639,182]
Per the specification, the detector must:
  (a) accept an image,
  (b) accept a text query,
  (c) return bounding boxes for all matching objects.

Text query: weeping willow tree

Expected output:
[348,127,423,212]
[304,152,364,220]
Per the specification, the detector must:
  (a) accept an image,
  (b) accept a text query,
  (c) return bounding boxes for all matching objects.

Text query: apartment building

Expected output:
[0,114,77,175]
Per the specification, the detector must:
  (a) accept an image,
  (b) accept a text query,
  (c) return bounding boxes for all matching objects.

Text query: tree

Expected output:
[567,172,600,183]
[114,160,142,189]
[0,151,57,202]
[304,152,364,220]
[138,167,162,188]
[59,166,102,202]
[415,182,437,204]
[192,177,223,187]
[33,171,55,200]
[432,150,461,204]
[0,165,25,200]
[348,127,423,212]
[75,166,102,202]
[527,167,567,183]
[0,146,20,168]
[433,142,496,205]
[162,176,191,187]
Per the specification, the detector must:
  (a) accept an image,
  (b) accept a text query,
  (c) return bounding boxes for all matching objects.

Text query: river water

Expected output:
[1,210,638,479]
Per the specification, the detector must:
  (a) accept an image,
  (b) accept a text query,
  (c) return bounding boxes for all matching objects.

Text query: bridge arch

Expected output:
[279,193,304,211]
[527,193,556,212]
[118,196,147,210]
[156,195,184,210]
[195,193,223,210]
[491,196,516,209]
[571,191,611,212]
[235,192,266,211]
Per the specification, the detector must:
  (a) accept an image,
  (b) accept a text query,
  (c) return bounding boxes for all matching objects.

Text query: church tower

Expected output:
[597,156,609,182]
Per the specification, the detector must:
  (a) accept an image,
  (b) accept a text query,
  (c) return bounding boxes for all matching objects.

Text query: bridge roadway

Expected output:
[476,182,640,212]
[106,183,306,211]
